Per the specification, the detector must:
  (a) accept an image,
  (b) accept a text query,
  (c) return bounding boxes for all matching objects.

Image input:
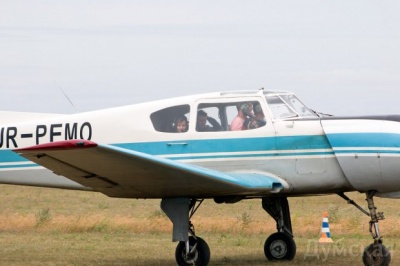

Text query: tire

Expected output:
[363,243,391,266]
[175,236,210,266]
[264,232,296,261]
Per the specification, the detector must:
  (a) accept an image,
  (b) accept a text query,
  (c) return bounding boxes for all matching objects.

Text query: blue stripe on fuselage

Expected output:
[326,133,400,155]
[0,163,37,169]
[2,133,400,168]
[326,133,400,148]
[0,150,29,163]
[0,150,37,169]
[113,135,332,155]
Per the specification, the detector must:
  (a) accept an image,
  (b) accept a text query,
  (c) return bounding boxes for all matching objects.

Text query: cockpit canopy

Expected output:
[149,90,319,134]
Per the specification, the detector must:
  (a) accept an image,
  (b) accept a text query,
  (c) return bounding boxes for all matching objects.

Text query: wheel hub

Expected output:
[183,249,198,264]
[270,240,287,258]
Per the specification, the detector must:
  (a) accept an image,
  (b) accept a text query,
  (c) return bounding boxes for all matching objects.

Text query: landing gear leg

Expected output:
[338,191,391,266]
[262,197,296,260]
[363,191,391,266]
[161,198,210,266]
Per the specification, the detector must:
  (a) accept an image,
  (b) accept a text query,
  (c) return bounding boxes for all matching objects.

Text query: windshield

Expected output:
[266,94,317,119]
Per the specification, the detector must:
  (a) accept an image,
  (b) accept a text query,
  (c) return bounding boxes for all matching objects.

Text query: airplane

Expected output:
[0,89,397,265]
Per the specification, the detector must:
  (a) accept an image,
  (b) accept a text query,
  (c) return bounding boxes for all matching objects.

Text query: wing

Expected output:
[14,140,284,198]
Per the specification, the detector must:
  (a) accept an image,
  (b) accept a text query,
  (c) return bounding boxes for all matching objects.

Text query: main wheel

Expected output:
[264,232,296,261]
[175,236,210,266]
[363,243,391,266]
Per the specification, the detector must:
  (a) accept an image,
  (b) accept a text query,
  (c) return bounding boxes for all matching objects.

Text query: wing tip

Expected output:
[14,140,98,152]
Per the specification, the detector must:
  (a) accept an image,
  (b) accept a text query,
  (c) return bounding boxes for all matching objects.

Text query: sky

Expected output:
[1,1,400,116]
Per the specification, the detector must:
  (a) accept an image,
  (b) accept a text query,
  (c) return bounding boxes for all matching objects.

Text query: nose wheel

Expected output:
[363,242,391,266]
[338,191,391,266]
[362,191,391,266]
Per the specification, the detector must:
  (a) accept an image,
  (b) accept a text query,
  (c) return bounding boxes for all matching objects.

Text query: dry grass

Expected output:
[0,184,400,265]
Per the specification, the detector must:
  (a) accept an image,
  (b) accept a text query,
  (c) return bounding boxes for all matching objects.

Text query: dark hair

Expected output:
[238,102,249,112]
[197,110,207,117]
[174,115,188,124]
[254,104,263,114]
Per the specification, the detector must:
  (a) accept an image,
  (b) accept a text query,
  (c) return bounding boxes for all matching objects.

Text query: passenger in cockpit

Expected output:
[230,102,253,131]
[196,110,221,132]
[174,115,188,133]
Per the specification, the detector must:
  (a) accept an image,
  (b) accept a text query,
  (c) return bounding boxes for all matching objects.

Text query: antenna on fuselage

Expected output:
[54,81,78,113]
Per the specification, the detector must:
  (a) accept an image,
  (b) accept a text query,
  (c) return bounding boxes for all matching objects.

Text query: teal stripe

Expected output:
[2,133,400,168]
[176,151,334,161]
[334,150,381,153]
[0,150,35,168]
[334,149,400,155]
[113,141,188,154]
[0,150,29,163]
[114,135,332,155]
[327,133,400,148]
[114,135,333,161]
[0,164,37,169]
[275,135,331,150]
[191,137,276,153]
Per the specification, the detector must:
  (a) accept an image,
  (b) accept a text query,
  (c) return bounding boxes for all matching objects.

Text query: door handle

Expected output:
[167,142,188,146]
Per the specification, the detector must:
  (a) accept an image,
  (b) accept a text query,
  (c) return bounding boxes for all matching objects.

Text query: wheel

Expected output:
[264,232,296,261]
[175,236,210,266]
[363,243,391,266]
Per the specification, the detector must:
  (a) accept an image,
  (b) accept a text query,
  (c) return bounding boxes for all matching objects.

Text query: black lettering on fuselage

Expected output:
[36,125,47,145]
[65,123,78,140]
[1,122,93,147]
[50,124,62,142]
[0,128,4,148]
[79,122,92,140]
[6,127,18,148]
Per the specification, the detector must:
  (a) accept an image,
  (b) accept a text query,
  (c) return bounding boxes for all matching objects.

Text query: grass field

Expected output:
[0,184,399,265]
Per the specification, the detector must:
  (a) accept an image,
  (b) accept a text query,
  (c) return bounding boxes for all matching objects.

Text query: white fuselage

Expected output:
[1,92,400,198]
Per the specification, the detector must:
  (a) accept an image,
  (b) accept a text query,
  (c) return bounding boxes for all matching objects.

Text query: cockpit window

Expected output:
[150,105,190,133]
[196,101,266,132]
[266,96,297,119]
[266,94,316,119]
[280,95,316,117]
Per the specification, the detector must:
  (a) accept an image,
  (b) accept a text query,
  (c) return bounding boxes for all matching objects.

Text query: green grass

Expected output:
[0,185,399,265]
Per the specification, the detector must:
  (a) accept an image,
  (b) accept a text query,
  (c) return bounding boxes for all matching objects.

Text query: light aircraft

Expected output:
[0,89,397,265]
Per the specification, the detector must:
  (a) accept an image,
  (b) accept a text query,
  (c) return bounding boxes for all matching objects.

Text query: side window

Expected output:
[196,101,266,132]
[150,105,190,133]
[196,105,223,132]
